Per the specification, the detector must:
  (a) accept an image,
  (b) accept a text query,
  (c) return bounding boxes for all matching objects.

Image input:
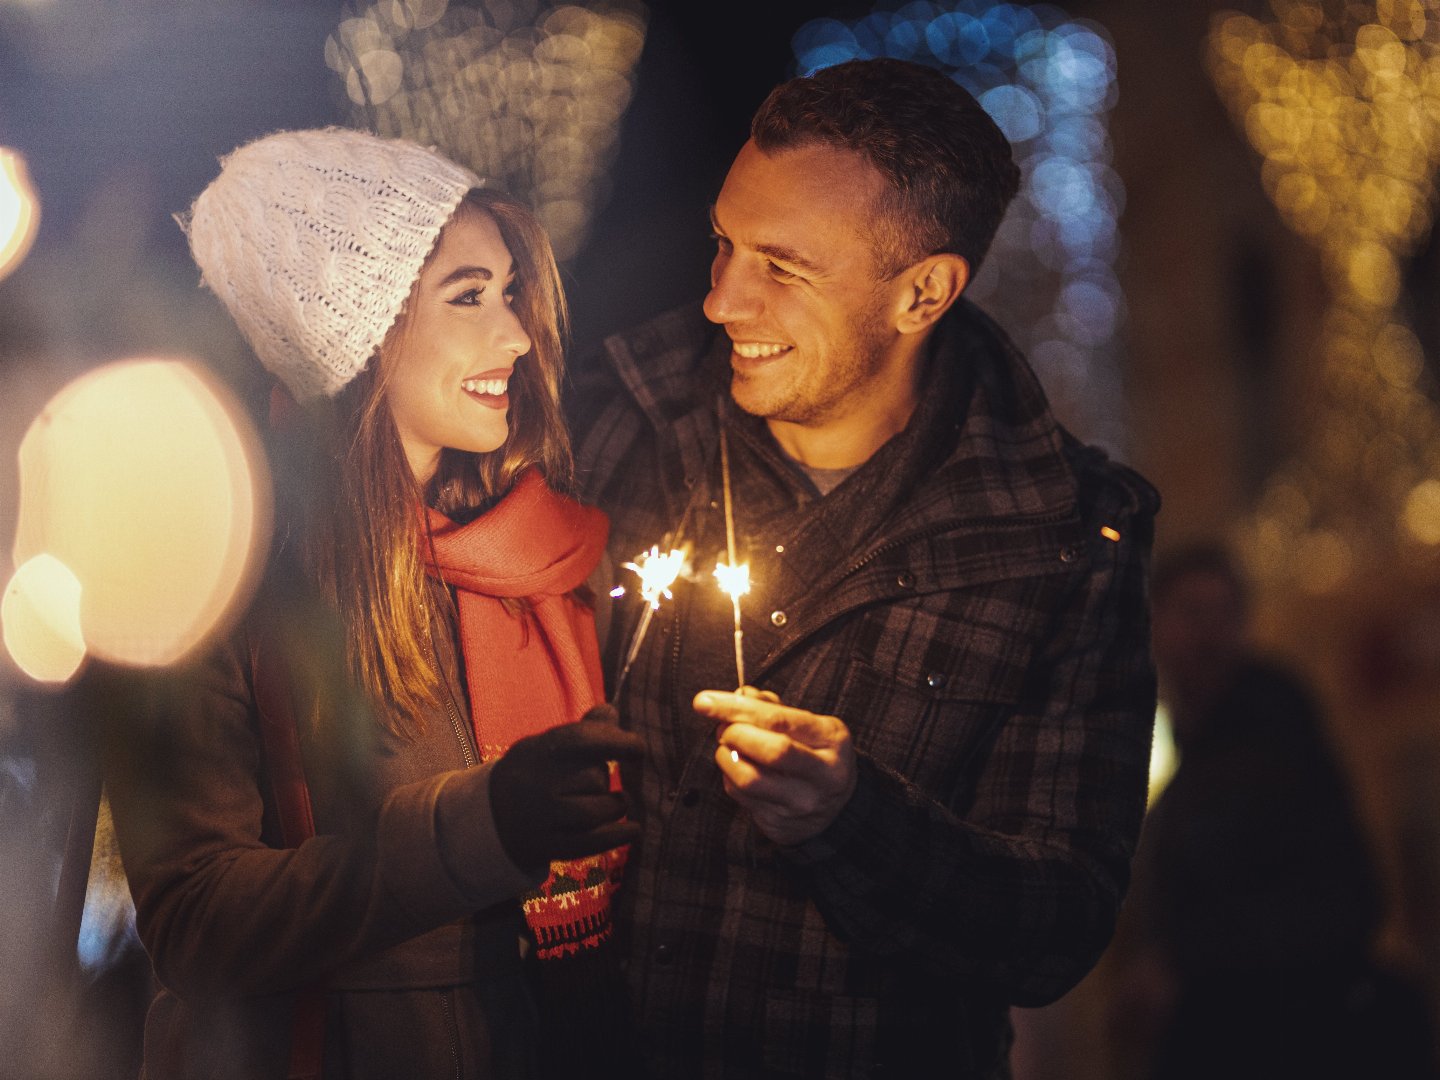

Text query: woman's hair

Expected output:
[290,187,572,736]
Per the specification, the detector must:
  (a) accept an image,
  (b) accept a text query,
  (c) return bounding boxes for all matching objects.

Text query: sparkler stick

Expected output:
[612,543,689,699]
[714,427,750,689]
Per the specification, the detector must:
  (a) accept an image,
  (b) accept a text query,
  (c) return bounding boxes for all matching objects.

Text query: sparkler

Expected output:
[714,427,750,689]
[612,543,689,699]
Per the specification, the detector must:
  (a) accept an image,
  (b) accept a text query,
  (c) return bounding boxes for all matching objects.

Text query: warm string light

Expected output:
[1207,1,1440,590]
[326,0,647,261]
[793,1,1128,454]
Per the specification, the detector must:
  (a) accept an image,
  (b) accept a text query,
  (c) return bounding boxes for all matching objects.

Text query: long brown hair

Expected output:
[290,187,572,736]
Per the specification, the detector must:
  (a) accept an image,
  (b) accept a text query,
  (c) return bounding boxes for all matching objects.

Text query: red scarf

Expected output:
[423,468,623,960]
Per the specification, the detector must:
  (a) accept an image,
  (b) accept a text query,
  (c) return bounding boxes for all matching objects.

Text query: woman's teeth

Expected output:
[462,378,508,395]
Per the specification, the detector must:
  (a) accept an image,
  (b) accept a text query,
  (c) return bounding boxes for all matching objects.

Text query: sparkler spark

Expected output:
[712,560,750,603]
[612,543,691,699]
[623,545,689,609]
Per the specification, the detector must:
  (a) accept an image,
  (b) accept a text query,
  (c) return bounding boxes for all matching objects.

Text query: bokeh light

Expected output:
[1405,478,1440,544]
[0,147,40,283]
[794,1,1129,454]
[1209,3,1440,590]
[325,0,647,261]
[1,554,84,683]
[6,358,271,672]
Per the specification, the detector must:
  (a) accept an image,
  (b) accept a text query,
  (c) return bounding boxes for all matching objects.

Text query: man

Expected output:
[568,58,1159,1078]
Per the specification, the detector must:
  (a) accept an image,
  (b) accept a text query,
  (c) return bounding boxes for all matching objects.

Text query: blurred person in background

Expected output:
[1109,541,1433,1079]
[99,128,643,1079]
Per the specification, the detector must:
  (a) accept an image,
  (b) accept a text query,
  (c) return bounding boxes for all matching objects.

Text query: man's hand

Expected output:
[694,688,858,846]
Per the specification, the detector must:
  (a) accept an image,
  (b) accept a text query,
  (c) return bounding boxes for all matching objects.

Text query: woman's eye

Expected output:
[450,288,484,307]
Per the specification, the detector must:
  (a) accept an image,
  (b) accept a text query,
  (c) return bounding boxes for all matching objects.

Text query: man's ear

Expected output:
[894,253,969,335]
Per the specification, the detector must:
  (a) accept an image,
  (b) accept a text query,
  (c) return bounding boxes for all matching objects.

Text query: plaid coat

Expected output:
[568,301,1159,1079]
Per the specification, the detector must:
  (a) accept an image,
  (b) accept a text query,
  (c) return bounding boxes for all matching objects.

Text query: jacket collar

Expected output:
[599,298,1081,534]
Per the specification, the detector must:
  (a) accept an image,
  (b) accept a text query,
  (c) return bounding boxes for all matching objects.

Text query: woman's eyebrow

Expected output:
[435,265,495,288]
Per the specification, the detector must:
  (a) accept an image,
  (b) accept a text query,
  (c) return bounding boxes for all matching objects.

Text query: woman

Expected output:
[101,128,642,1078]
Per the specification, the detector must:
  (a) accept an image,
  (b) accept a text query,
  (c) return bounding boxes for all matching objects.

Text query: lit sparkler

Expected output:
[713,559,749,689]
[716,427,749,689]
[612,543,690,698]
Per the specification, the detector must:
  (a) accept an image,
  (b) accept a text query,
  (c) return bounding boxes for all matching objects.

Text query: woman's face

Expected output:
[385,207,532,485]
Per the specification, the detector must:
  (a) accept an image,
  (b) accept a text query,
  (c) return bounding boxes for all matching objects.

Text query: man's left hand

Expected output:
[694,689,858,846]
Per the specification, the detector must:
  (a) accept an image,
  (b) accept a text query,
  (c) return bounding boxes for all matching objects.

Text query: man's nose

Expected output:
[703,255,762,325]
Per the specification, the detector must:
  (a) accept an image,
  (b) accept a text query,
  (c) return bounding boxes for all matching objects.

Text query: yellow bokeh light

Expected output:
[1346,241,1402,306]
[1,553,86,684]
[1148,702,1178,805]
[327,1,646,263]
[1404,479,1440,544]
[11,358,271,668]
[0,147,40,283]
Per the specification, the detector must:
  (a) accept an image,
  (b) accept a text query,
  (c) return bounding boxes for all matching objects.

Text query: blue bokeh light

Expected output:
[790,0,1128,453]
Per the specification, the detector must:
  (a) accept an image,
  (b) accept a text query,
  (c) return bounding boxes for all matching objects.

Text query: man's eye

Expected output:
[767,261,799,282]
[710,232,733,255]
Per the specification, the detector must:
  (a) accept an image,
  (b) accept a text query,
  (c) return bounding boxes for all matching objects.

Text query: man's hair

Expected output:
[750,58,1021,278]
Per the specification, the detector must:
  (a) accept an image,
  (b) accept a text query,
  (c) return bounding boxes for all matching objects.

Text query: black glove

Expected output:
[489,705,644,870]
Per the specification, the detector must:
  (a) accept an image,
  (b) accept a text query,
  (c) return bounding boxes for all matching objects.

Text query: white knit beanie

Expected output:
[182,128,482,401]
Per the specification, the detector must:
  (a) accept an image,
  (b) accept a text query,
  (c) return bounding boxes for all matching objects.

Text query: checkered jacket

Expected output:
[568,301,1159,1079]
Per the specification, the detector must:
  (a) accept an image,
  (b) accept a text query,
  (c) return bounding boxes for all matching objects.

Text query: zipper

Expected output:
[442,690,476,769]
[439,988,462,1080]
[431,637,477,769]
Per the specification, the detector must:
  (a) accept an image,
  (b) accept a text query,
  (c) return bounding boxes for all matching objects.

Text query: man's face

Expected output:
[703,140,912,435]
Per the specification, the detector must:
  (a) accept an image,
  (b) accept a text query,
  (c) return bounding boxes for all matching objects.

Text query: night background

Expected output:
[5,0,1440,1075]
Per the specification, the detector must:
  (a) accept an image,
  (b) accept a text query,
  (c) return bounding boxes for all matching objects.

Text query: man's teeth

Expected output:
[462,378,508,395]
[733,342,791,359]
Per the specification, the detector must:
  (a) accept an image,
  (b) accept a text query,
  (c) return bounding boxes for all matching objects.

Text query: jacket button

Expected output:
[1059,543,1082,563]
[897,572,916,589]
[925,672,946,690]
[770,610,788,627]
[654,943,674,965]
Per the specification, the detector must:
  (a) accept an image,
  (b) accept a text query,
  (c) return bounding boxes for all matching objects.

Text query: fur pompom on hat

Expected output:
[182,127,482,401]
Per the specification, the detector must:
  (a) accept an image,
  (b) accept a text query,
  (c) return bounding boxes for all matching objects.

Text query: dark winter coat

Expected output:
[101,573,543,1079]
[568,301,1160,1079]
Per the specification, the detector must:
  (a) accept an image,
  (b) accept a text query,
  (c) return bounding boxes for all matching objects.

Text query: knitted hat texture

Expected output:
[183,128,482,401]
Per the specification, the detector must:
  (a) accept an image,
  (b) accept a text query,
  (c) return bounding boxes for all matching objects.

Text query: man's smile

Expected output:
[731,341,793,359]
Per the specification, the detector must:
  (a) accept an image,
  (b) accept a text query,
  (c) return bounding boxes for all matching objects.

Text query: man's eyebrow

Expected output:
[755,242,824,277]
[708,204,824,276]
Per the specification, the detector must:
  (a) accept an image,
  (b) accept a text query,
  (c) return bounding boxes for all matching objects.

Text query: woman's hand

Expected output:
[488,705,644,869]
